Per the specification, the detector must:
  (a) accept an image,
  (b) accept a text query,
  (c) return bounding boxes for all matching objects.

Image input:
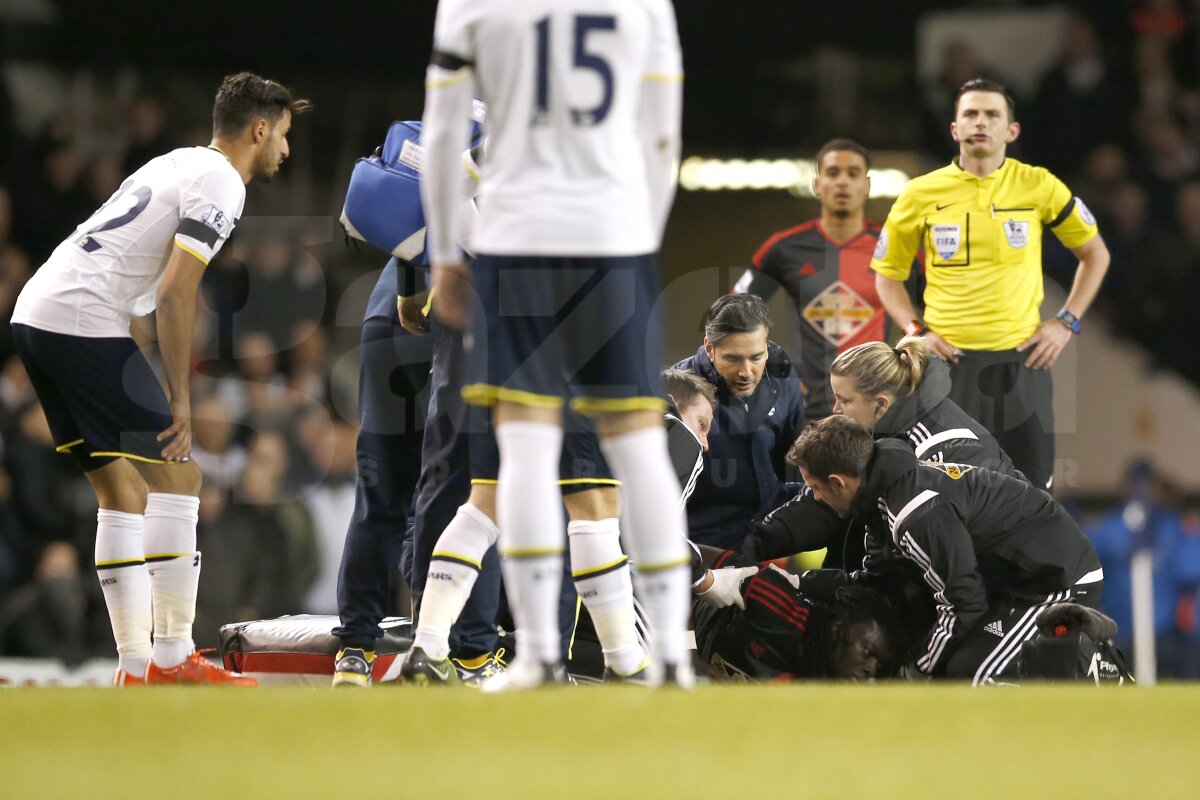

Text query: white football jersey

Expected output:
[425,0,683,259]
[12,146,245,338]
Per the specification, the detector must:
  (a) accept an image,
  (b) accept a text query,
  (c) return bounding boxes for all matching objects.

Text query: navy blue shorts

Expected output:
[466,404,616,496]
[462,254,667,416]
[12,324,175,471]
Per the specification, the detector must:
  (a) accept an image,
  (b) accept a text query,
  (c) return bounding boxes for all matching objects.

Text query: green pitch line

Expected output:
[2,685,1198,799]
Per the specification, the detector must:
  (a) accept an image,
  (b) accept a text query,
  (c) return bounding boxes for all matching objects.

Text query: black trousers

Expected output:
[402,320,505,658]
[332,316,433,649]
[947,349,1055,491]
[943,578,1103,685]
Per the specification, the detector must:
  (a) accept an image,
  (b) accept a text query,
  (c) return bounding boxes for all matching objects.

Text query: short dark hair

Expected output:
[662,368,717,411]
[955,77,1015,121]
[213,72,311,137]
[816,138,871,173]
[702,294,772,345]
[787,415,873,479]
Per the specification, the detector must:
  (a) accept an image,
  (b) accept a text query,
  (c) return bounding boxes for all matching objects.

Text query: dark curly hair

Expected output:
[831,584,907,677]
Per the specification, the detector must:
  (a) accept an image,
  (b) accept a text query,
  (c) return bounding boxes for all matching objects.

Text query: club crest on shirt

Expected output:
[924,461,975,480]
[802,280,875,347]
[1077,197,1096,225]
[1003,219,1028,249]
[873,229,888,259]
[931,224,960,260]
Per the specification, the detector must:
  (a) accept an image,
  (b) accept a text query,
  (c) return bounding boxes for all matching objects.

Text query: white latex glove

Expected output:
[695,566,759,609]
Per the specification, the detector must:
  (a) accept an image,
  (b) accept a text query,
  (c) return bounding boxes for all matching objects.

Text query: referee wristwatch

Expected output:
[1055,308,1082,335]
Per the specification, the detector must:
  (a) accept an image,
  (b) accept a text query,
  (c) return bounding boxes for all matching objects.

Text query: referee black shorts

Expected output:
[947,349,1054,490]
[12,323,175,471]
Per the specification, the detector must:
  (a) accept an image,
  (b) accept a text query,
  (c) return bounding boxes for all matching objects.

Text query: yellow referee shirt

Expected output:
[870,158,1099,350]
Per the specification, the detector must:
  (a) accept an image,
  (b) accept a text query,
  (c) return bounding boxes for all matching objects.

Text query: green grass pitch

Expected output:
[2,684,1198,799]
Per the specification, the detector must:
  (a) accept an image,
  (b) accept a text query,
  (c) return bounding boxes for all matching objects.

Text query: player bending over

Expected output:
[10,73,309,686]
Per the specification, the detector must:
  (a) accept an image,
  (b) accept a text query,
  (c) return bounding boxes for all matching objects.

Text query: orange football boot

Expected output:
[113,668,146,687]
[146,649,257,686]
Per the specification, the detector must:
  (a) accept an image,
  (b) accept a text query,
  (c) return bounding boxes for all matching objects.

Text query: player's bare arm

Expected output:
[154,244,208,461]
[129,311,157,350]
[431,263,472,331]
[1017,234,1110,369]
[875,272,960,363]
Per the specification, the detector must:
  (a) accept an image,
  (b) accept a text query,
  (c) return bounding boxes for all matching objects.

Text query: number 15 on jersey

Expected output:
[532,14,616,127]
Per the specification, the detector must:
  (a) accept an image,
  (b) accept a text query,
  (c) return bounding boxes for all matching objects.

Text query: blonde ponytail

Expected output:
[830,335,932,400]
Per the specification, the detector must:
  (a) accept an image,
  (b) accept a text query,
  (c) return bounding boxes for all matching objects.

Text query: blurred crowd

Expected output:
[1,1,1200,674]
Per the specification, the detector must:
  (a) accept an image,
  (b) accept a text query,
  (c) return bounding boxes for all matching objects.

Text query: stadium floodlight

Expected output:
[678,156,910,197]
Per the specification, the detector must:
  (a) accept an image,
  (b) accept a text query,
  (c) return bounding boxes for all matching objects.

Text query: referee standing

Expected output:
[871,79,1110,491]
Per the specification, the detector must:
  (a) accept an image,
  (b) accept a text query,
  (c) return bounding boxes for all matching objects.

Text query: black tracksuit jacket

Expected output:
[851,440,1099,675]
[739,356,1020,568]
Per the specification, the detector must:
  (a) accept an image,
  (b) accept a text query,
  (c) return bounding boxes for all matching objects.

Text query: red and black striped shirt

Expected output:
[735,220,891,421]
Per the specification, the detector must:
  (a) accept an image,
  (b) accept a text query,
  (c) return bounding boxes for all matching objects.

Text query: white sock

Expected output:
[412,504,499,661]
[96,509,152,677]
[600,427,691,670]
[497,421,564,664]
[569,518,645,675]
[144,492,200,668]
[502,557,563,664]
